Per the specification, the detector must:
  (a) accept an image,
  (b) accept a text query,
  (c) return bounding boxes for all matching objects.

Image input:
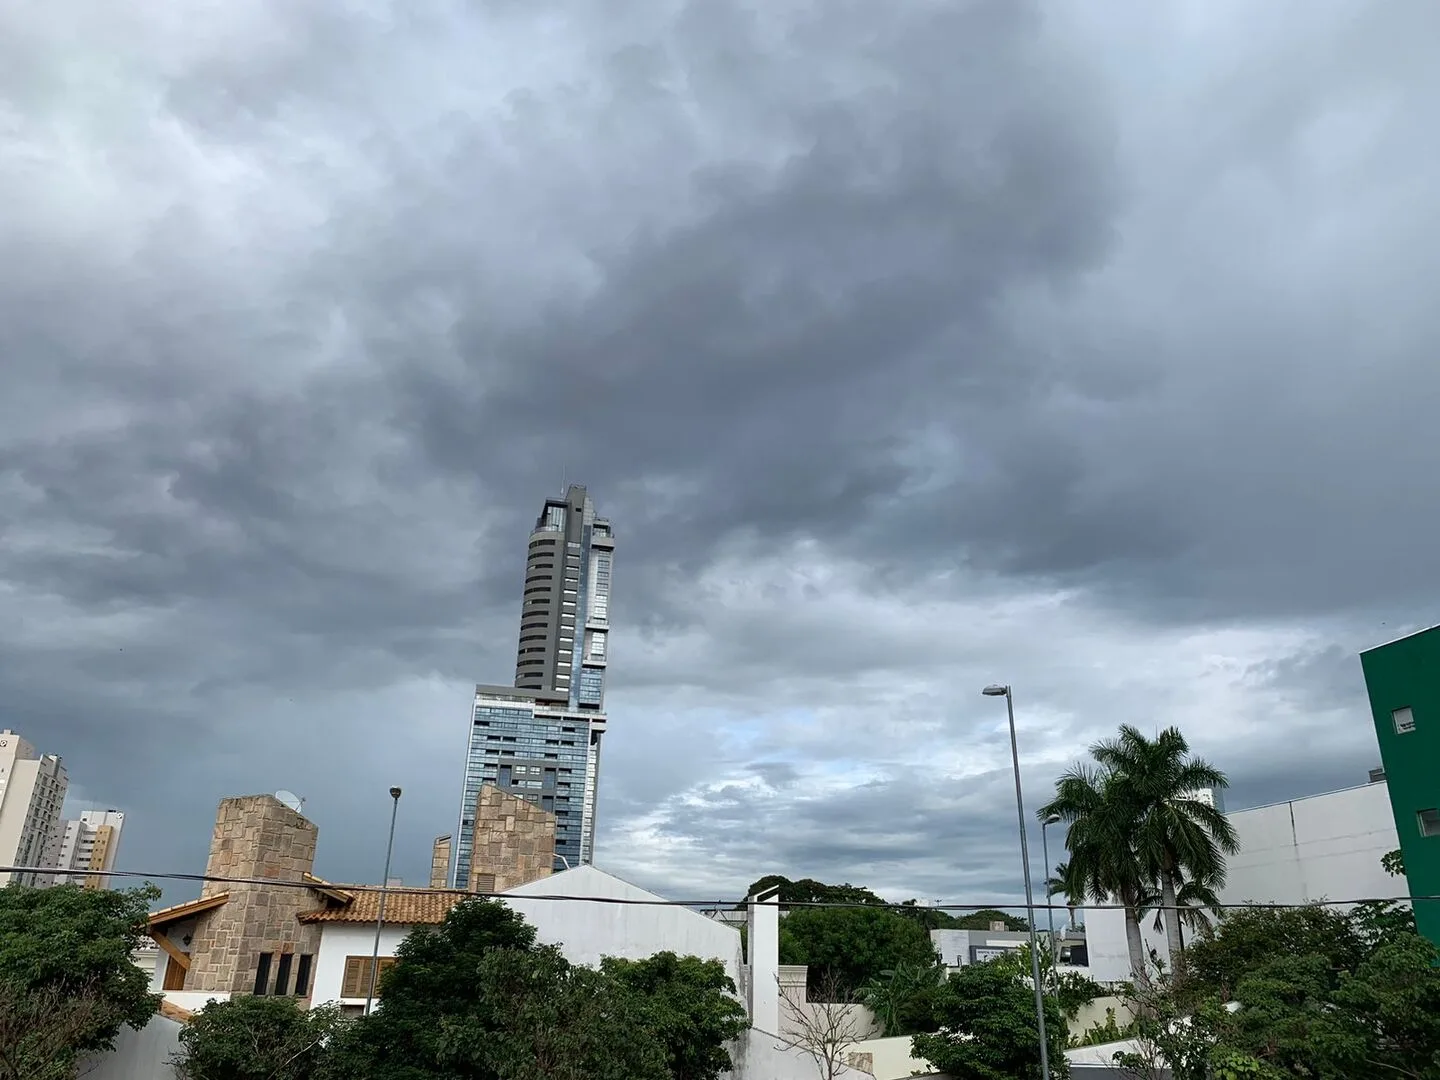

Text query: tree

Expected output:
[1090,725,1238,977]
[600,952,750,1080]
[910,960,1067,1080]
[1185,904,1363,1001]
[435,944,669,1080]
[953,907,1030,932]
[779,968,865,1080]
[1041,764,1152,980]
[1041,726,1237,980]
[856,963,946,1037]
[779,904,940,999]
[329,898,748,1080]
[174,996,346,1080]
[0,883,159,1078]
[1384,847,1407,877]
[741,876,885,908]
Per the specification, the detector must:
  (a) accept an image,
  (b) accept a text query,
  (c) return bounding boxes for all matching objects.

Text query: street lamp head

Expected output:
[1043,813,1062,826]
[389,786,403,800]
[982,684,1010,697]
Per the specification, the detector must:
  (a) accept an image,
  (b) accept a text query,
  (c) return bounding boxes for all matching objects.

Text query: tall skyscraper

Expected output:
[40,809,125,889]
[0,729,68,886]
[451,485,614,887]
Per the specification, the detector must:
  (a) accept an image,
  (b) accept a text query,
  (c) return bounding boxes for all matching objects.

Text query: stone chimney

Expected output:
[430,835,452,889]
[467,786,556,893]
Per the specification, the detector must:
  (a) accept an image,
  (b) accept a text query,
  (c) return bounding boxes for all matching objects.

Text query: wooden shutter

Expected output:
[341,956,397,999]
[294,954,313,996]
[163,956,187,991]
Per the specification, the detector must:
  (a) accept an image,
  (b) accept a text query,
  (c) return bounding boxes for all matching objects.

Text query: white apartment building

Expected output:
[0,729,68,886]
[41,809,125,888]
[1084,778,1399,982]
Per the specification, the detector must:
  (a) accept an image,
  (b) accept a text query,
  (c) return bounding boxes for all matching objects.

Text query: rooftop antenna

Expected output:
[275,790,305,814]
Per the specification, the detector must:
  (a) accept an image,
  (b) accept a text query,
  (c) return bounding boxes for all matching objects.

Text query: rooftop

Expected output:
[298,888,470,925]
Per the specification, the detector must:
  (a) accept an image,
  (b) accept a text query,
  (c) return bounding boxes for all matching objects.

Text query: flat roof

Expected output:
[1228,779,1387,816]
[1361,622,1440,654]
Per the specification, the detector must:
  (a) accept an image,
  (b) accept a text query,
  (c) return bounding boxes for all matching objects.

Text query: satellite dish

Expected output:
[275,790,305,814]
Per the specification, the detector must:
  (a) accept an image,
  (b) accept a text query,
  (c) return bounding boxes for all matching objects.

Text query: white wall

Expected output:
[162,989,230,1012]
[724,1027,873,1080]
[506,865,744,982]
[83,1013,185,1080]
[1084,782,1401,982]
[311,923,411,1006]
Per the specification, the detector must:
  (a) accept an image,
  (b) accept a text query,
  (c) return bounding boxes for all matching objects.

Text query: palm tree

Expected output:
[1046,861,1077,930]
[1092,725,1238,975]
[1039,764,1152,981]
[1146,876,1222,951]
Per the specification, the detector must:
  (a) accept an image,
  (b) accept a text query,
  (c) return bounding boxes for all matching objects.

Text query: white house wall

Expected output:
[1084,782,1401,982]
[311,923,412,1007]
[505,865,744,982]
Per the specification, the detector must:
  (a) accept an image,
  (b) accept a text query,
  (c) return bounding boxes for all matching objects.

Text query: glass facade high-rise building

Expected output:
[451,485,614,888]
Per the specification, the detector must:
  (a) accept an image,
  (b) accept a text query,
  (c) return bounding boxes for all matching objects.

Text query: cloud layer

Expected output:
[3,0,1436,906]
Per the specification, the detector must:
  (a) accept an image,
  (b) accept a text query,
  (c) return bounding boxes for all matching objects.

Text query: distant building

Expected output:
[41,809,125,889]
[1361,624,1440,947]
[450,485,613,887]
[0,729,68,886]
[1084,777,1400,982]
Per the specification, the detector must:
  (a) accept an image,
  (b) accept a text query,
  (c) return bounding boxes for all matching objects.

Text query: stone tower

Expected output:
[185,795,323,994]
[467,786,556,893]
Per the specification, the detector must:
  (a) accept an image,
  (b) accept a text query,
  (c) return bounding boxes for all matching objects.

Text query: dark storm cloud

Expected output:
[1,0,1436,903]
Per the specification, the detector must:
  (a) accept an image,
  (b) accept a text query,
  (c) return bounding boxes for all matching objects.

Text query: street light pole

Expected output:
[365,786,402,1017]
[983,685,1051,1080]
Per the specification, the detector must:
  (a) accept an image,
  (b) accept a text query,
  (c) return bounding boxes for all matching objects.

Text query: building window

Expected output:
[1394,707,1417,735]
[294,954,313,996]
[253,952,273,995]
[1419,809,1440,838]
[274,953,293,996]
[341,956,396,999]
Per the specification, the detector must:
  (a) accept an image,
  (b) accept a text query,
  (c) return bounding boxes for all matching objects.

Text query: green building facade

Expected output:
[1361,624,1440,946]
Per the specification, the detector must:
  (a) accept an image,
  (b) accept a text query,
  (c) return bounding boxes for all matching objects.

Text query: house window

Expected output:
[294,954,313,996]
[1394,707,1417,735]
[274,953,293,996]
[253,952,273,995]
[341,956,396,999]
[1419,809,1440,838]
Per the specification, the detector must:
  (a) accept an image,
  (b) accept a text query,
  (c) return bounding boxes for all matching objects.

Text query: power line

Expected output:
[7,865,1431,914]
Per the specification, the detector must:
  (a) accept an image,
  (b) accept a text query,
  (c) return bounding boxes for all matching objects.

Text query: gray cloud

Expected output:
[1,0,1435,907]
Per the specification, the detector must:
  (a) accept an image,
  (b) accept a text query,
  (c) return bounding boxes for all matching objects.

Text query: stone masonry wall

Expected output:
[467,786,556,893]
[430,835,452,889]
[186,795,323,995]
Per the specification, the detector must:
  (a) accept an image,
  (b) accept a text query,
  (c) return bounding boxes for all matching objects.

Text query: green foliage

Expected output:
[0,883,160,1077]
[952,907,1030,931]
[779,903,940,999]
[740,875,884,908]
[1383,847,1406,877]
[856,963,946,1037]
[434,945,669,1080]
[174,996,346,1080]
[328,898,748,1080]
[1185,904,1362,1000]
[895,898,962,931]
[1068,1006,1131,1048]
[1040,725,1235,979]
[1116,902,1440,1080]
[910,960,1068,1080]
[600,952,749,1080]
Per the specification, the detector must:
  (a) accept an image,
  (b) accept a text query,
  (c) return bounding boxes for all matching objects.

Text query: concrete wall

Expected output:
[1084,782,1401,982]
[83,1013,184,1080]
[841,1033,939,1079]
[505,865,744,982]
[724,1027,874,1080]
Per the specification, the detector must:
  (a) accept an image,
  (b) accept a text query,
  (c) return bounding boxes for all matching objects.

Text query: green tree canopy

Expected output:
[910,961,1067,1080]
[174,997,345,1080]
[951,907,1030,931]
[779,904,940,999]
[600,952,749,1080]
[740,875,885,908]
[327,898,748,1080]
[0,884,160,1079]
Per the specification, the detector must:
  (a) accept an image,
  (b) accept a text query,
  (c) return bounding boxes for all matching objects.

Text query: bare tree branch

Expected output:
[775,970,864,1080]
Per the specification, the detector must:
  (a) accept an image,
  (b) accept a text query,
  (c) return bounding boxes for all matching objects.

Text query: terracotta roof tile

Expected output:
[297,888,469,925]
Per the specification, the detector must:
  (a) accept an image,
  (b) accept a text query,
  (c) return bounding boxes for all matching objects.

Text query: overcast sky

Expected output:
[4,0,1437,910]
